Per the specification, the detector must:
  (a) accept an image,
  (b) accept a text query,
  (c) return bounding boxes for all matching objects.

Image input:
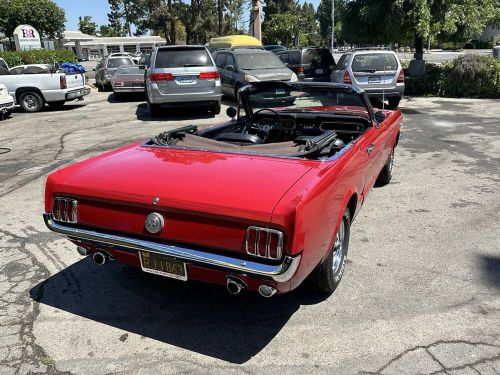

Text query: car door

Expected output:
[357,121,387,196]
[214,52,229,94]
[224,53,238,95]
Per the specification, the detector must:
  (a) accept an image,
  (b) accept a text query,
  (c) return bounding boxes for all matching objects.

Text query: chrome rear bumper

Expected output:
[43,213,301,282]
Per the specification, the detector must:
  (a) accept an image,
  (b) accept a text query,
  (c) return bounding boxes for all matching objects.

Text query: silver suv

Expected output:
[331,50,404,108]
[146,45,222,116]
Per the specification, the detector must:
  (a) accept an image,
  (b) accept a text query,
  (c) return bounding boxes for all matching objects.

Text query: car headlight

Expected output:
[244,74,260,82]
[290,73,298,82]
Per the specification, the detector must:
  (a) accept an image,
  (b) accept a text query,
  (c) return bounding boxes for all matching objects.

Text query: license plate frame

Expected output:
[139,251,187,281]
[176,75,194,83]
[368,76,382,83]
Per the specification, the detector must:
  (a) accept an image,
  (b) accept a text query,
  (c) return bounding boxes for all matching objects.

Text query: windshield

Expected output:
[107,58,134,68]
[247,86,368,114]
[236,53,285,70]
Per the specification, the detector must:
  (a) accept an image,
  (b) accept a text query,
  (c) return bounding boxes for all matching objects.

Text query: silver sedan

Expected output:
[111,65,146,97]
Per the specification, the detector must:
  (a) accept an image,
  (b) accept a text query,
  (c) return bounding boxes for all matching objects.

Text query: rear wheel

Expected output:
[211,101,221,114]
[376,145,395,186]
[388,97,401,109]
[308,208,350,293]
[148,101,161,117]
[19,91,44,113]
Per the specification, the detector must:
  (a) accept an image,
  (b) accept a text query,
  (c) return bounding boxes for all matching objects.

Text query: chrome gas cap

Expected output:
[145,212,164,234]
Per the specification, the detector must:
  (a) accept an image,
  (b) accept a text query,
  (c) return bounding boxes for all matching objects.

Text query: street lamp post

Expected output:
[331,0,335,52]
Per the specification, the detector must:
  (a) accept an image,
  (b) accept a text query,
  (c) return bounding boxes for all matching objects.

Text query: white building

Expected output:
[61,31,166,60]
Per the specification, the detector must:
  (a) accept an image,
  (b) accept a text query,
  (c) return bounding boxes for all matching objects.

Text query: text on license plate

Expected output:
[176,75,193,82]
[315,68,324,74]
[368,76,381,83]
[139,251,187,281]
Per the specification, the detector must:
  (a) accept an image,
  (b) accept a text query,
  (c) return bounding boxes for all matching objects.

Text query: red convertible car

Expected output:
[44,82,402,297]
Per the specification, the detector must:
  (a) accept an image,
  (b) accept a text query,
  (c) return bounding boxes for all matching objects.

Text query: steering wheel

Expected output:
[250,108,283,130]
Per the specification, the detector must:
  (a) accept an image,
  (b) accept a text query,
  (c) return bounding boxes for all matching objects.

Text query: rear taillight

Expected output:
[246,226,284,260]
[198,71,220,80]
[297,65,304,74]
[397,68,404,83]
[343,70,352,84]
[52,197,78,223]
[60,75,67,89]
[149,73,174,82]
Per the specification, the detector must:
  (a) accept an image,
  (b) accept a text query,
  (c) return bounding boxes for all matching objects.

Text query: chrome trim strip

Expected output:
[43,213,300,283]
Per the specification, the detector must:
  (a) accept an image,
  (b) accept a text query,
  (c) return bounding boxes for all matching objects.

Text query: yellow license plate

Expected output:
[139,251,187,281]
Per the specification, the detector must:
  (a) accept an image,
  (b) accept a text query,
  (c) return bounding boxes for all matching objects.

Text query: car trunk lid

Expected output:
[53,144,312,255]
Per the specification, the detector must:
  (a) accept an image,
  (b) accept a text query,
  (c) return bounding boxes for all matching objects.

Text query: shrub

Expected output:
[405,55,500,98]
[0,49,77,67]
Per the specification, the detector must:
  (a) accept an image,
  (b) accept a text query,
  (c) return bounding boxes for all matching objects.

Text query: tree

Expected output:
[78,16,98,35]
[0,0,65,46]
[106,0,126,37]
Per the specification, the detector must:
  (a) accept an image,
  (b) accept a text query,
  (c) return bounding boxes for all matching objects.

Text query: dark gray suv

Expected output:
[212,49,297,98]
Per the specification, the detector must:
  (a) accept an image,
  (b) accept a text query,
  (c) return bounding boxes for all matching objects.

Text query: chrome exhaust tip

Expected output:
[92,251,108,265]
[76,246,89,256]
[226,277,245,295]
[258,285,277,298]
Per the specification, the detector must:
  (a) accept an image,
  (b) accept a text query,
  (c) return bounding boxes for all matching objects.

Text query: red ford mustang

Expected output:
[44,82,402,297]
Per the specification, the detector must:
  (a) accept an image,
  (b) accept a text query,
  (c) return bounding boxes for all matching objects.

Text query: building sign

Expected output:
[14,25,42,51]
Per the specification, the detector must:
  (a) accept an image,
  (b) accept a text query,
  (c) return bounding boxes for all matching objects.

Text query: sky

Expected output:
[54,0,321,32]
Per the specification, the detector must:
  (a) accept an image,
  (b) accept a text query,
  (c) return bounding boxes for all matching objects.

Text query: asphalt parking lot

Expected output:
[0,90,499,374]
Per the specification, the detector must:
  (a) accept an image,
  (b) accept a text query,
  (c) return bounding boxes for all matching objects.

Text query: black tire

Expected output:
[97,82,103,92]
[148,101,161,117]
[4,110,12,118]
[308,208,350,293]
[48,101,65,108]
[19,91,44,113]
[376,146,395,186]
[113,92,122,101]
[388,97,401,109]
[211,101,221,114]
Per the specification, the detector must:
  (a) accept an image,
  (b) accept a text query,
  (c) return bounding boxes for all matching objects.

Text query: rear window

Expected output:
[0,59,8,70]
[116,66,142,74]
[155,47,212,68]
[303,49,335,66]
[336,54,350,70]
[352,53,398,72]
[235,53,285,70]
[107,58,134,68]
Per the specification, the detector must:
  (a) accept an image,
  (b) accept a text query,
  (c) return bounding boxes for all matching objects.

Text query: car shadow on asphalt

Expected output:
[106,93,146,103]
[135,103,220,121]
[479,255,500,290]
[30,258,329,363]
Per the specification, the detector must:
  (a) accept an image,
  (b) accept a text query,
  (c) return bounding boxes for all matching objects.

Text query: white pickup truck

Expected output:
[0,57,90,112]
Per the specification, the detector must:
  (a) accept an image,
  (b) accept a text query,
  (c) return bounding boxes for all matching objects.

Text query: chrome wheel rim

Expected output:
[332,219,345,273]
[23,95,38,110]
[388,148,395,174]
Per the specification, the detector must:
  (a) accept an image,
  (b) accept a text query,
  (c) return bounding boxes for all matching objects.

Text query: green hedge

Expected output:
[405,55,500,98]
[0,49,77,67]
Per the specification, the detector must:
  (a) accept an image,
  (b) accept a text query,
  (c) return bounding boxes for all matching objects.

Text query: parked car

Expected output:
[145,45,222,116]
[264,45,287,54]
[331,50,404,108]
[43,81,402,297]
[0,60,89,112]
[0,83,15,119]
[111,65,146,97]
[212,48,297,98]
[276,47,336,82]
[95,56,135,92]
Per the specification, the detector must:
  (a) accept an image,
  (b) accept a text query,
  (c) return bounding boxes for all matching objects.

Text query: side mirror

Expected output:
[225,64,235,72]
[373,110,386,126]
[226,106,237,118]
